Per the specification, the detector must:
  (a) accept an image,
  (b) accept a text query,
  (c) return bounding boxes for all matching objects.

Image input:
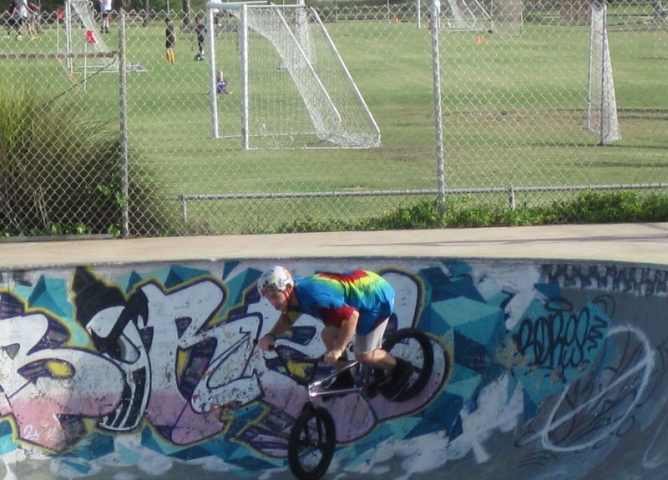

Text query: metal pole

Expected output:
[429,0,446,216]
[65,0,73,72]
[207,5,219,138]
[240,4,250,150]
[119,10,130,238]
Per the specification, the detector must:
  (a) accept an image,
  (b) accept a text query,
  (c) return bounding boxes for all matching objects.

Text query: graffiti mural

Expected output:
[0,260,667,480]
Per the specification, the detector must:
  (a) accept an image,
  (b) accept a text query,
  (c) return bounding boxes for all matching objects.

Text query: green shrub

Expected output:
[0,82,170,238]
[279,191,668,233]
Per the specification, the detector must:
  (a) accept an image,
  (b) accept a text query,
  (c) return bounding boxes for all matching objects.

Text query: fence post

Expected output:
[119,10,129,238]
[508,186,516,210]
[429,0,446,216]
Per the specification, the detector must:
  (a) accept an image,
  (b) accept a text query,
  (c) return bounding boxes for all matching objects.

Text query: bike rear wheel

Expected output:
[379,328,434,402]
[288,403,336,480]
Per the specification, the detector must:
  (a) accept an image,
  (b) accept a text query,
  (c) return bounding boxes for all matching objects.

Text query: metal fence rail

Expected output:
[0,0,666,237]
[173,183,668,223]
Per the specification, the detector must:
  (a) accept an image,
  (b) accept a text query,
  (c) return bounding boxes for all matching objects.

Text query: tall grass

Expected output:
[0,80,170,237]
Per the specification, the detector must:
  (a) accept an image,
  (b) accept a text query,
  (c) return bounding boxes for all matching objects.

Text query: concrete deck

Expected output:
[1,222,667,268]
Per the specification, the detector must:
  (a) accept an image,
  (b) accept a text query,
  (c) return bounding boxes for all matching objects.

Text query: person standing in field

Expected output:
[164,16,176,64]
[193,15,206,61]
[27,0,39,35]
[15,0,37,39]
[5,0,20,39]
[99,0,111,33]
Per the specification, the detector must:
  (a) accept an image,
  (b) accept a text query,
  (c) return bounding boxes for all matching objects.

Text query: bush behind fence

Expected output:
[0,0,666,237]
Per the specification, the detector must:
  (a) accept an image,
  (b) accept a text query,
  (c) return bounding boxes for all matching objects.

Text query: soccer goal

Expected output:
[587,2,621,145]
[62,0,115,73]
[206,1,380,150]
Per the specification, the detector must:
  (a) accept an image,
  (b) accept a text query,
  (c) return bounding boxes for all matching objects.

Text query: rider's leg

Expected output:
[355,346,396,370]
[321,325,350,361]
[321,325,354,391]
[353,319,396,370]
[354,320,411,387]
[323,323,397,373]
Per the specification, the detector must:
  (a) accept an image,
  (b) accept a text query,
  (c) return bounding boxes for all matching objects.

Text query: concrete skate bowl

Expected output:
[1,252,667,480]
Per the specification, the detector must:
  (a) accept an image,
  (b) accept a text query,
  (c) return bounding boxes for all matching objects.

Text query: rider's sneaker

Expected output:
[390,358,411,390]
[369,358,412,400]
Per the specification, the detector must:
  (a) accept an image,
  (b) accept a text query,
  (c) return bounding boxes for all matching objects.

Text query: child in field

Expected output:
[193,15,206,61]
[5,0,19,38]
[27,0,39,35]
[12,0,37,39]
[99,0,112,33]
[164,17,176,64]
[216,69,230,95]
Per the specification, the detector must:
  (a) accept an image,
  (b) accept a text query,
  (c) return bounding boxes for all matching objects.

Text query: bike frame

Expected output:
[308,360,362,400]
[267,344,376,401]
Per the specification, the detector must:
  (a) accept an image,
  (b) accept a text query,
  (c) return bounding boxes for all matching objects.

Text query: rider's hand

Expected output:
[257,334,275,351]
[324,348,345,365]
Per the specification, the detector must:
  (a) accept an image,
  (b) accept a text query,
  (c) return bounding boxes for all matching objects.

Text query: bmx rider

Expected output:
[256,266,411,392]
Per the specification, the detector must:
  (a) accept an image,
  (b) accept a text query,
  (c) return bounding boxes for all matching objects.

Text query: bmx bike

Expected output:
[261,327,434,480]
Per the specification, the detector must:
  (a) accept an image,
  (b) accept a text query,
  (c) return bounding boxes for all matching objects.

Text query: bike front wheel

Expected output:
[288,403,336,480]
[379,328,434,402]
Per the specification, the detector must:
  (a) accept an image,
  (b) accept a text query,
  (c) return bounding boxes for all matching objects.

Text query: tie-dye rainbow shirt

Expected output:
[287,270,395,335]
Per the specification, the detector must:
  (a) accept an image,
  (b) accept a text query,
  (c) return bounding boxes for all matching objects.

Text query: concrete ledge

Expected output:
[1,222,667,269]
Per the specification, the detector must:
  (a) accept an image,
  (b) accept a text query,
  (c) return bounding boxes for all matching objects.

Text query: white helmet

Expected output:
[257,266,294,296]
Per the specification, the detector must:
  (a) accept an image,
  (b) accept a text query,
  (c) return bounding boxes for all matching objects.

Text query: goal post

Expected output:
[587,2,621,145]
[206,1,381,150]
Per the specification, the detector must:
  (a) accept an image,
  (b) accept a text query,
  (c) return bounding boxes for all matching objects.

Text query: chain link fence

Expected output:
[1,0,666,237]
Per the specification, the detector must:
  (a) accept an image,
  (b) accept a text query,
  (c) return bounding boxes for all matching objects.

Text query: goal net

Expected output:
[207,1,380,150]
[431,0,491,31]
[490,0,523,36]
[587,2,621,145]
[63,0,115,72]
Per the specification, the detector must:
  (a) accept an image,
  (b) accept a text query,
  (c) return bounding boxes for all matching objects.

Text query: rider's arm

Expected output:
[258,312,294,350]
[324,310,359,364]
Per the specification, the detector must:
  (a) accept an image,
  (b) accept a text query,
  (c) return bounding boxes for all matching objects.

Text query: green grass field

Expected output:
[1,10,666,234]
